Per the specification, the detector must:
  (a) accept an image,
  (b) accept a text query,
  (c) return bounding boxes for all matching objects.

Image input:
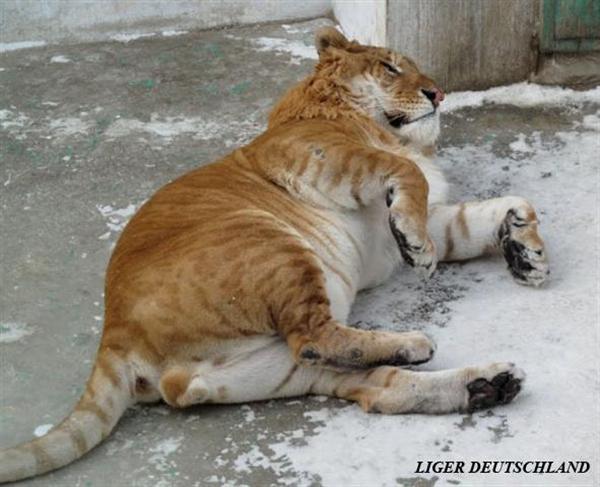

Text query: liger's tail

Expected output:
[0,350,134,483]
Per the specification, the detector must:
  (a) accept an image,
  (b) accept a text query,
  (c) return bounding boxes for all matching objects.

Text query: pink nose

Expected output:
[422,87,445,107]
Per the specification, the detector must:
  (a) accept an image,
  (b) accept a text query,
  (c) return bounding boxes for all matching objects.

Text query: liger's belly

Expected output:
[301,201,401,321]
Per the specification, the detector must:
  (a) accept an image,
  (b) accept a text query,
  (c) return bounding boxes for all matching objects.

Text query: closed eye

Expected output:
[381,61,401,75]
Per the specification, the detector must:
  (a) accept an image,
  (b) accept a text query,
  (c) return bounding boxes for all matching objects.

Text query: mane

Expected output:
[267,54,370,129]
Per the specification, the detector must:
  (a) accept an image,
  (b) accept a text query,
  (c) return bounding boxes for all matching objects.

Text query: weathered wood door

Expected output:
[541,0,600,52]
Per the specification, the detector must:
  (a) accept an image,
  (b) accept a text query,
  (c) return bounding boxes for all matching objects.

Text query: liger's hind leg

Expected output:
[316,362,525,414]
[268,241,436,370]
[157,337,525,414]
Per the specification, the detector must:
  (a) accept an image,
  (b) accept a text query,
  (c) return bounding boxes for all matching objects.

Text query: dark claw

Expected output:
[386,188,394,207]
[300,347,321,361]
[389,215,415,267]
[500,379,522,404]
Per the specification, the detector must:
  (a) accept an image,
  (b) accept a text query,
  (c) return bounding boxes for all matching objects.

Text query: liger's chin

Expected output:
[395,110,440,147]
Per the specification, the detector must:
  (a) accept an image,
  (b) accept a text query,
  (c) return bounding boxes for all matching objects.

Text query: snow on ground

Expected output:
[33,424,53,437]
[148,436,184,473]
[50,55,71,63]
[161,30,189,37]
[0,41,47,53]
[0,109,30,130]
[109,32,156,43]
[0,322,34,343]
[96,203,138,240]
[581,111,600,131]
[250,37,318,64]
[104,112,262,144]
[444,82,600,112]
[48,117,93,137]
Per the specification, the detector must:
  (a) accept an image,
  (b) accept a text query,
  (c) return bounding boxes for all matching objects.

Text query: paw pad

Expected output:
[466,371,523,412]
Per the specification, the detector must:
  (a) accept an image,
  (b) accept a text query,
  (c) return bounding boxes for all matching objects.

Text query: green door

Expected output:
[542,0,600,52]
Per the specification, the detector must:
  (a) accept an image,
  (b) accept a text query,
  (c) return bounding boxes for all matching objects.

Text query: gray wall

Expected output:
[0,0,331,45]
[387,0,541,91]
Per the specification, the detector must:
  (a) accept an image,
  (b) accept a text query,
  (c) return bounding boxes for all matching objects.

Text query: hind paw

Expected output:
[466,363,525,412]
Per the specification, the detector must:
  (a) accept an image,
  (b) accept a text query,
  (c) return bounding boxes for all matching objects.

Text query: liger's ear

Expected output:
[315,27,349,56]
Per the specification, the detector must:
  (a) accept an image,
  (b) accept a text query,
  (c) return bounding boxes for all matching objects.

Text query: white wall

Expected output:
[332,0,386,46]
[0,0,331,44]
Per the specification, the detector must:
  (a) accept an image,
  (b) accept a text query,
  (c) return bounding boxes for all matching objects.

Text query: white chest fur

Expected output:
[314,203,400,321]
[410,153,449,206]
[312,152,449,321]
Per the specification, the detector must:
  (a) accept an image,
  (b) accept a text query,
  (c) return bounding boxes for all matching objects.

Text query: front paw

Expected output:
[499,207,549,287]
[389,215,437,278]
[394,331,437,366]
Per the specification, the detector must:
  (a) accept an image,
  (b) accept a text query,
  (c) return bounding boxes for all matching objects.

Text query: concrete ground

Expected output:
[1,18,599,487]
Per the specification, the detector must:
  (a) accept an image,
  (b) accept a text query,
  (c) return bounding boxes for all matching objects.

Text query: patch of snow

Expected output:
[281,24,304,35]
[96,203,136,220]
[96,203,137,236]
[42,101,59,107]
[50,55,71,63]
[150,406,171,416]
[105,438,134,456]
[508,133,531,153]
[48,117,92,136]
[110,32,155,43]
[105,114,215,140]
[105,112,261,144]
[508,132,543,154]
[265,405,531,486]
[162,30,189,37]
[0,322,34,343]
[250,37,317,65]
[444,82,600,112]
[33,424,53,437]
[240,405,256,423]
[233,445,287,475]
[580,110,600,131]
[0,109,29,130]
[148,436,184,472]
[0,41,47,53]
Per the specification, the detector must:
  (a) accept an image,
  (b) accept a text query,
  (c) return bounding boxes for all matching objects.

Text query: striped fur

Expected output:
[0,351,132,482]
[0,27,545,483]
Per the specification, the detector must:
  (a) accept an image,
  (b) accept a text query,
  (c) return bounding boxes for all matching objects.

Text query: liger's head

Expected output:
[314,27,445,146]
